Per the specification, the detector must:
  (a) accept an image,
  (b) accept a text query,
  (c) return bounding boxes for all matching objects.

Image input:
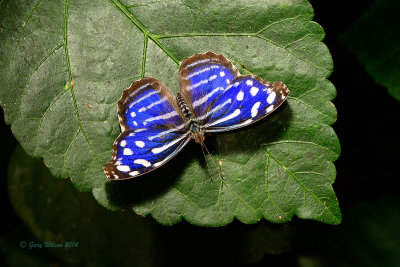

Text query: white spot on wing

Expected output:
[138,98,166,112]
[184,65,220,80]
[266,105,274,113]
[224,84,233,91]
[134,159,151,167]
[131,112,136,117]
[208,109,241,126]
[185,58,210,69]
[128,89,160,108]
[187,74,218,90]
[219,71,225,77]
[151,135,187,154]
[154,161,163,167]
[246,80,253,86]
[236,91,244,101]
[209,74,217,81]
[251,102,261,118]
[234,118,253,128]
[192,87,223,108]
[117,165,130,172]
[250,86,259,96]
[263,86,272,94]
[145,110,178,122]
[135,141,145,148]
[120,140,127,147]
[123,148,133,155]
[267,92,276,104]
[129,171,140,176]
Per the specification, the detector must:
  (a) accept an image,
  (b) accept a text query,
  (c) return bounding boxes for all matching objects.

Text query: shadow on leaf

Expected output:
[216,102,293,155]
[104,141,202,208]
[104,102,292,209]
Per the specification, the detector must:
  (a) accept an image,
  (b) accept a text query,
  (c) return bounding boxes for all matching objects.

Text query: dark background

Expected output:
[1,0,399,266]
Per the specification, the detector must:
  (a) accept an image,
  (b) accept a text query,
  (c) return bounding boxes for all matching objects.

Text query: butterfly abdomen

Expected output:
[177,92,205,143]
[176,92,192,120]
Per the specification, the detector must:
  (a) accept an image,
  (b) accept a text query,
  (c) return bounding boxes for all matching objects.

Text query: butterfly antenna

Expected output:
[200,143,214,183]
[200,141,224,181]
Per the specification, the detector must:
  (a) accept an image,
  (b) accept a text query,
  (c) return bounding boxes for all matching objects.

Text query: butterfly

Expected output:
[104,52,289,180]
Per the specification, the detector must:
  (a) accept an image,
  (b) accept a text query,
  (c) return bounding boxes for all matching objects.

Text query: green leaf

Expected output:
[341,0,400,102]
[0,0,341,226]
[7,145,161,266]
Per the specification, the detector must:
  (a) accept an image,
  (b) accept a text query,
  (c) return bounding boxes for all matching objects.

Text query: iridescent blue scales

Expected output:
[104,52,290,180]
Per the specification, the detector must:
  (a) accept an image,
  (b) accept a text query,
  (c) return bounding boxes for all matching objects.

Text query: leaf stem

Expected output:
[141,35,148,78]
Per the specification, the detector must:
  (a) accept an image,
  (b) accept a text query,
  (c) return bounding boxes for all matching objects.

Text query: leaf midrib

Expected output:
[110,0,180,65]
[64,0,101,166]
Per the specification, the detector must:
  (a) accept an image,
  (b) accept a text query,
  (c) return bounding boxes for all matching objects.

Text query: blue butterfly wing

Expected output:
[178,52,290,132]
[104,78,190,180]
[203,76,290,132]
[179,52,239,119]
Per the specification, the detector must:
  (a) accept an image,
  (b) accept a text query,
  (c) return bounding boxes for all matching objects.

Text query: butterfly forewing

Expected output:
[119,78,183,130]
[104,78,190,180]
[179,52,239,122]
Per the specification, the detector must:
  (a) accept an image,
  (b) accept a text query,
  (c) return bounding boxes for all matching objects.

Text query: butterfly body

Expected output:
[176,92,205,144]
[104,52,289,180]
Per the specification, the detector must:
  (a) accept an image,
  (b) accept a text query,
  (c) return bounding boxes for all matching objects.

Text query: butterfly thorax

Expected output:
[177,92,205,144]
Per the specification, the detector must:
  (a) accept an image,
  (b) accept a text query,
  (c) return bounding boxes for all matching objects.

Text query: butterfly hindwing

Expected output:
[104,128,190,180]
[104,78,190,180]
[202,76,289,132]
[179,52,239,121]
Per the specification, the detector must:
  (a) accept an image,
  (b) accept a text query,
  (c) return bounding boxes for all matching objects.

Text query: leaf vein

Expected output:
[156,33,328,72]
[289,95,335,121]
[64,0,101,166]
[265,149,340,223]
[161,198,173,226]
[293,171,331,184]
[263,140,338,157]
[61,129,80,176]
[171,187,201,210]
[256,14,311,34]
[19,43,64,112]
[33,89,70,155]
[255,35,328,72]
[109,0,179,64]
[141,35,148,78]
[221,179,259,216]
[265,153,289,217]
